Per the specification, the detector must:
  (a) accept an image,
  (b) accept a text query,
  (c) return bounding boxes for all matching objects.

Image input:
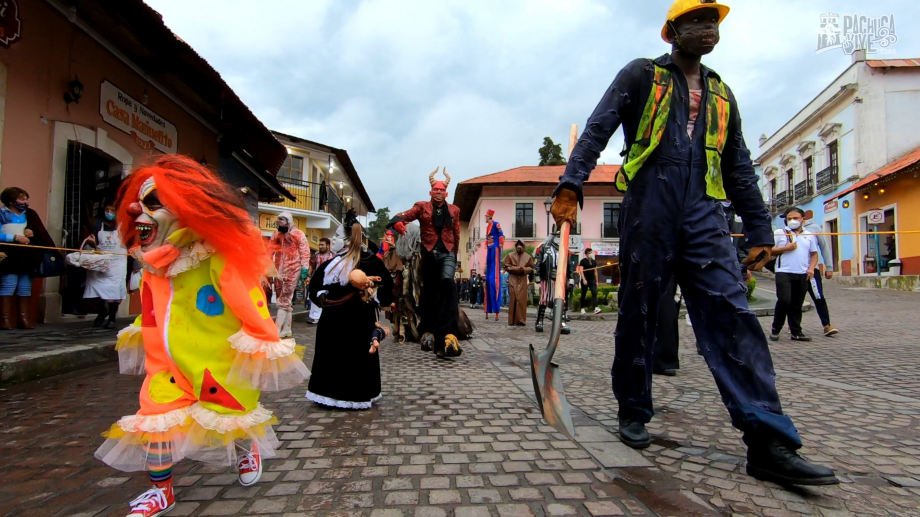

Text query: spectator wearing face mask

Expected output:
[82,204,128,328]
[1,186,56,330]
[769,207,818,342]
[270,211,310,338]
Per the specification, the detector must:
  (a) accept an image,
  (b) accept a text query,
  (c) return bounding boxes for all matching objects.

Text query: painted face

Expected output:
[671,7,720,56]
[129,178,179,251]
[516,244,524,253]
[430,183,447,204]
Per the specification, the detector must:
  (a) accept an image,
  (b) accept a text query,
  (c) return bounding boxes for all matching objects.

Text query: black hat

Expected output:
[515,240,525,247]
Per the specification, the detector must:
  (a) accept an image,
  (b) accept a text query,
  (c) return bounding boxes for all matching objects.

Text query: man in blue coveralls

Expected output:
[550,0,838,486]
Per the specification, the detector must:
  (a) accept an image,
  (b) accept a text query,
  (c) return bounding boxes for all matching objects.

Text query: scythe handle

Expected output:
[554,221,571,301]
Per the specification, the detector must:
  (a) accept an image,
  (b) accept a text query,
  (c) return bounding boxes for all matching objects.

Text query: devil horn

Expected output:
[442,167,451,187]
[429,167,439,187]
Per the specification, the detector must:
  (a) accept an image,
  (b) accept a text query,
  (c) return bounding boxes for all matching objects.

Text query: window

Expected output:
[828,140,839,183]
[769,178,777,199]
[278,155,304,182]
[804,155,813,195]
[515,203,534,238]
[785,168,794,199]
[602,202,621,238]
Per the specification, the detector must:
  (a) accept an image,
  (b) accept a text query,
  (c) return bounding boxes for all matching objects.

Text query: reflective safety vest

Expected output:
[617,64,731,200]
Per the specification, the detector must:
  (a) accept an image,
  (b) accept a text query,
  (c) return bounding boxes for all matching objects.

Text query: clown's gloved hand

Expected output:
[551,187,579,227]
[392,221,407,235]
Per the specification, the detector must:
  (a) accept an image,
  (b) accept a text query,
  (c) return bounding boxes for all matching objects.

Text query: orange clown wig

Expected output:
[115,155,269,283]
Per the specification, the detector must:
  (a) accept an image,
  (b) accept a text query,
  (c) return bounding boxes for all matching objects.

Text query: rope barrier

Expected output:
[0,242,130,256]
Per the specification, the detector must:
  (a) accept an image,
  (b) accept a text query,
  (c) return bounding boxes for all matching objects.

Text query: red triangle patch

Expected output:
[141,283,156,327]
[199,368,245,411]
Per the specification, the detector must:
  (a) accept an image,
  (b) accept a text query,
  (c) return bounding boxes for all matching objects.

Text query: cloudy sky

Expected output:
[145,0,919,213]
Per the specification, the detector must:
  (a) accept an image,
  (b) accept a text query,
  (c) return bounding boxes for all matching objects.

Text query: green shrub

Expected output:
[745,275,757,301]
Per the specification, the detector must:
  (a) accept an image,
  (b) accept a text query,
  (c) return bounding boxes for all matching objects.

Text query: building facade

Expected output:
[757,52,920,276]
[454,165,623,284]
[258,132,374,247]
[0,0,291,321]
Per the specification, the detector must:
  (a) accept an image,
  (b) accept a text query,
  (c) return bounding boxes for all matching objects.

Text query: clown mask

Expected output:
[128,177,181,252]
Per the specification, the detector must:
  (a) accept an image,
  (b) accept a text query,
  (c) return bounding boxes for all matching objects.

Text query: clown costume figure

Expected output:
[95,156,309,517]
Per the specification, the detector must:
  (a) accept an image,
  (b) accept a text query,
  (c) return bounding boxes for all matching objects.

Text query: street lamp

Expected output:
[543,196,553,235]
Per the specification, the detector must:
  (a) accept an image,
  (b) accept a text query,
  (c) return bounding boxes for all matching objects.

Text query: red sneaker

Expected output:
[237,449,262,486]
[126,484,175,517]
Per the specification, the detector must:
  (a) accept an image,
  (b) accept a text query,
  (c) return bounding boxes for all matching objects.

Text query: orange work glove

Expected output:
[742,245,773,271]
[550,188,579,227]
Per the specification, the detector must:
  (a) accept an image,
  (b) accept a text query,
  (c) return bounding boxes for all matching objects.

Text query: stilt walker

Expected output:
[95,156,309,517]
[483,209,504,320]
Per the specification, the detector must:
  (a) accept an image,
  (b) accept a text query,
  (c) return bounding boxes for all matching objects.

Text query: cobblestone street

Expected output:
[2,278,919,516]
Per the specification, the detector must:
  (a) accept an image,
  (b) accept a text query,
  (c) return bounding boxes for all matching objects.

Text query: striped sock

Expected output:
[146,442,174,486]
[148,465,173,485]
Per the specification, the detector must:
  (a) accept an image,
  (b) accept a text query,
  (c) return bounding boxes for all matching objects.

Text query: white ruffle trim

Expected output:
[95,403,281,472]
[227,332,310,391]
[306,391,382,410]
[115,326,145,375]
[116,406,191,433]
[228,332,296,360]
[165,241,214,277]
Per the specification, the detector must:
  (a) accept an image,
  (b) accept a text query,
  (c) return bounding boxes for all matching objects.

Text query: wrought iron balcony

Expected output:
[265,177,346,222]
[512,221,536,239]
[774,191,788,209]
[815,166,838,192]
[794,180,814,200]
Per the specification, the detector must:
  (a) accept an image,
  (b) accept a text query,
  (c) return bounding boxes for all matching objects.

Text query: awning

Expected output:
[833,146,920,200]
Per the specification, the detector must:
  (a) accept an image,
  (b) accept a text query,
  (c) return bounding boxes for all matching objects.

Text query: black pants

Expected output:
[806,273,831,326]
[653,281,680,372]
[580,282,598,310]
[772,272,809,336]
[420,249,459,342]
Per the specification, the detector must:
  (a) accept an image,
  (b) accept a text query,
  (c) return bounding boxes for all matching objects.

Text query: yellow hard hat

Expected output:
[661,0,730,42]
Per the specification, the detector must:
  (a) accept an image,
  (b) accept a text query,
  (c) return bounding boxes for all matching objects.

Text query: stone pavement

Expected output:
[1,279,919,516]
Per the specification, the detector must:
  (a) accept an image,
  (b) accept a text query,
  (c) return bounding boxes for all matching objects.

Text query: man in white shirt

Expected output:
[770,207,819,342]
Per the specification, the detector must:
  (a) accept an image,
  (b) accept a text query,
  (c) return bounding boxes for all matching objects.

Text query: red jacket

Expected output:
[393,201,461,254]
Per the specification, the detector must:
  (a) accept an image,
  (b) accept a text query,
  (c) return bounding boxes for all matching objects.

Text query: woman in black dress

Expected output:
[306,217,392,409]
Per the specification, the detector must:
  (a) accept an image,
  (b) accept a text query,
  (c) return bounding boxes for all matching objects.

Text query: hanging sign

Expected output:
[867,209,885,224]
[0,0,22,48]
[100,81,178,153]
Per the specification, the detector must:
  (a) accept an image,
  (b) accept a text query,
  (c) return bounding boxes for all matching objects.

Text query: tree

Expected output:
[538,136,567,166]
[367,207,391,243]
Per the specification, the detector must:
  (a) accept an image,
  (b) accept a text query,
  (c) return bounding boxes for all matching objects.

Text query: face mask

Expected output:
[14,202,28,211]
[787,220,802,230]
[104,212,116,221]
[277,225,289,233]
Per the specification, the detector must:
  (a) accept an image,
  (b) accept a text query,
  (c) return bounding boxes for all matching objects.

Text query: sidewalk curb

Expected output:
[0,340,115,386]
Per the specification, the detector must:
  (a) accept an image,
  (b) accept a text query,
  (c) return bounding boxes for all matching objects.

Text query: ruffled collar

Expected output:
[134,228,214,277]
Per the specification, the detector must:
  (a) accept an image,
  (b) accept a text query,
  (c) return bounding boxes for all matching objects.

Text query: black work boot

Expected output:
[617,419,651,449]
[535,306,545,333]
[746,440,839,486]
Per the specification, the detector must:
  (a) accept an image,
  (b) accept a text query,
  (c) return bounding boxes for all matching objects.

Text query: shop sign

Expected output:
[100,81,178,153]
[824,200,838,213]
[568,235,583,253]
[0,0,22,48]
[592,244,619,257]
[867,208,885,224]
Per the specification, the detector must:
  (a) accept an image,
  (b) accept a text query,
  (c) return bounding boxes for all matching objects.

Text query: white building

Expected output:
[756,51,920,276]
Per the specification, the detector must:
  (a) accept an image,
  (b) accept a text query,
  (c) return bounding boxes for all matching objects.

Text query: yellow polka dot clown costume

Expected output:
[95,155,309,517]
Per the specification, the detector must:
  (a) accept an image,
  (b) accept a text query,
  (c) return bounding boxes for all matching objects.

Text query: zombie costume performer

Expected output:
[483,209,504,320]
[502,240,533,326]
[389,167,462,358]
[95,156,310,517]
[306,216,392,408]
[390,224,423,342]
[550,0,836,486]
[533,234,574,334]
[270,211,310,338]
